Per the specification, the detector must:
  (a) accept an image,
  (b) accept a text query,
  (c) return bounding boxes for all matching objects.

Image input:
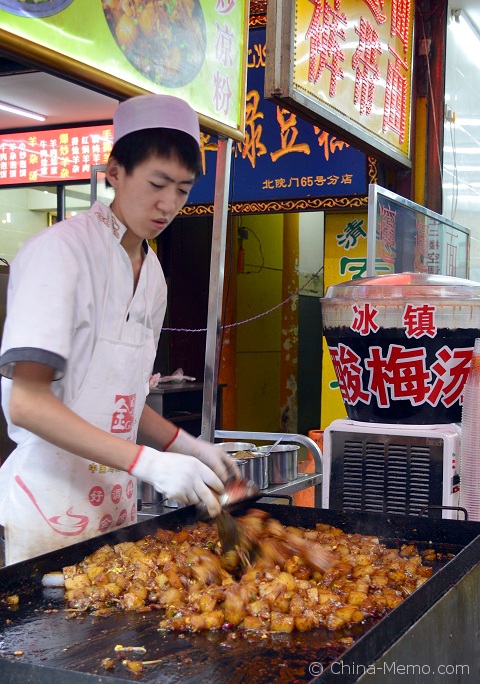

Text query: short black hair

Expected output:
[106,128,201,187]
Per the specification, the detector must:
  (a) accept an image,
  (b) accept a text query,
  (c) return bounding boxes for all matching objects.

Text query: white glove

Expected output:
[166,428,241,482]
[129,446,223,517]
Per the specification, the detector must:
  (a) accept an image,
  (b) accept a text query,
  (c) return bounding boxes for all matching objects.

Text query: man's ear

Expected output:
[105,157,121,188]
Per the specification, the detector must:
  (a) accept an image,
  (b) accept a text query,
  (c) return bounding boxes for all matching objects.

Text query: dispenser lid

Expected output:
[321,272,480,302]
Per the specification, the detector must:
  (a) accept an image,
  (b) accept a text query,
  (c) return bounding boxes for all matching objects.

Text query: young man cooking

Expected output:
[0,94,238,565]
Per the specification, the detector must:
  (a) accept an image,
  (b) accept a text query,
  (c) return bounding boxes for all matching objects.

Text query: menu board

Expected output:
[0,0,248,140]
[0,125,113,184]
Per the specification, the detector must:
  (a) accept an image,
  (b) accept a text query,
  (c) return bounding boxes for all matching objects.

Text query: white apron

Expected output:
[2,223,156,565]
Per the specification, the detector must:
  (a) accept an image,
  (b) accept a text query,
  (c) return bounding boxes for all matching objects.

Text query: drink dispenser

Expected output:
[321,272,480,425]
[320,272,480,519]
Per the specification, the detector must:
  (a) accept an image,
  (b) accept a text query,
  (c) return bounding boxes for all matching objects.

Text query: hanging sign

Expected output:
[0,0,248,140]
[0,25,367,206]
[265,0,414,167]
[188,27,367,210]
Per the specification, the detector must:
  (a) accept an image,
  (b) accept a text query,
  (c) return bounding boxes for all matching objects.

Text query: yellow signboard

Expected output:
[0,0,248,140]
[321,211,369,428]
[266,0,414,166]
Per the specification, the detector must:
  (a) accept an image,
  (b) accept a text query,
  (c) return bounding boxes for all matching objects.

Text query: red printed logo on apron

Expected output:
[99,514,113,532]
[15,475,90,537]
[111,394,136,433]
[111,484,122,504]
[116,509,127,526]
[89,486,105,506]
[126,479,135,499]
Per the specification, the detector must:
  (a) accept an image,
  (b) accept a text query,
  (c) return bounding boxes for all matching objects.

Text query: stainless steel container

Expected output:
[238,453,269,490]
[216,442,256,452]
[229,455,268,489]
[216,441,268,490]
[258,444,300,484]
[232,458,248,480]
[139,479,163,504]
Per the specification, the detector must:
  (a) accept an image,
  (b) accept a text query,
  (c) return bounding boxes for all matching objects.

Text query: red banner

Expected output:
[0,125,113,185]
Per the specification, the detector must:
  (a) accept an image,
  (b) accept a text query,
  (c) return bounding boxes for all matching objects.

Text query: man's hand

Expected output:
[166,428,241,482]
[129,446,223,517]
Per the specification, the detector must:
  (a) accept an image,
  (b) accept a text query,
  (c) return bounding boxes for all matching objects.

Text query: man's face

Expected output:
[106,153,196,242]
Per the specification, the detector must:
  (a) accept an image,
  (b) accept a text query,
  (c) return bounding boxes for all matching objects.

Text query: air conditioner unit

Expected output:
[322,419,462,519]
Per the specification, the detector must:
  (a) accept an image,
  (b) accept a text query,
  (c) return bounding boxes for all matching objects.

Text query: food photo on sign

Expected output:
[101,0,207,88]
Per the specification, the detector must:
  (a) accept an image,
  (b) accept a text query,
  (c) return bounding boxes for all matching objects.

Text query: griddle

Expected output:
[1,503,480,684]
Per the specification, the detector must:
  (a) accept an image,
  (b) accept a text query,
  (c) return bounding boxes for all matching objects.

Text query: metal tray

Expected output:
[1,504,479,684]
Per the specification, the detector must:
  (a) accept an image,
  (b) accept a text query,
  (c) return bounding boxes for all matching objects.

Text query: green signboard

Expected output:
[0,0,248,140]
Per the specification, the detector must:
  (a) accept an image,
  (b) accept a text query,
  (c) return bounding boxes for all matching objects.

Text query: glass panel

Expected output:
[0,185,57,265]
[444,12,480,282]
[90,165,114,206]
[64,176,114,219]
[64,184,90,219]
[367,184,470,278]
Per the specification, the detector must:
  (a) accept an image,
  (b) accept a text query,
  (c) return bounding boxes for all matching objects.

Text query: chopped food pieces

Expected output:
[123,659,144,674]
[62,509,434,634]
[5,595,19,606]
[101,657,115,670]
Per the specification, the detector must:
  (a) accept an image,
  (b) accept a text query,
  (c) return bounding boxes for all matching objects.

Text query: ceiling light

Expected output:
[0,101,46,121]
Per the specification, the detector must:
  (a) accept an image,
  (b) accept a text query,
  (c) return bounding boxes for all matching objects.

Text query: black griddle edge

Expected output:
[0,504,479,684]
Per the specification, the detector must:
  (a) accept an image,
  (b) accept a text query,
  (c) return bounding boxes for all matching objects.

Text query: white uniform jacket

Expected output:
[0,201,167,564]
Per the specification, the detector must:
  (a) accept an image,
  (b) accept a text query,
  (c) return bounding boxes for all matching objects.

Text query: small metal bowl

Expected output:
[257,444,300,484]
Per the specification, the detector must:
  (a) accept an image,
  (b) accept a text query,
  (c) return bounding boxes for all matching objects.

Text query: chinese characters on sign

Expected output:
[330,213,389,283]
[188,27,367,206]
[0,125,113,185]
[276,0,414,164]
[320,211,372,419]
[337,217,366,250]
[329,301,474,416]
[213,0,238,119]
[377,202,397,264]
[0,26,367,211]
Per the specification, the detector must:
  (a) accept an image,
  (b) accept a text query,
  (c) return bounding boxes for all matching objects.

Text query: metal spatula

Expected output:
[215,509,241,551]
[213,479,259,552]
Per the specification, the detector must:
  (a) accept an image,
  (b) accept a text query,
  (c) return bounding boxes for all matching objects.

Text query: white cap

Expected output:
[113,94,200,148]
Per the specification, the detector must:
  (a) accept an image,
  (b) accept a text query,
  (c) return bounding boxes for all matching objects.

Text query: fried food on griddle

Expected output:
[63,510,433,634]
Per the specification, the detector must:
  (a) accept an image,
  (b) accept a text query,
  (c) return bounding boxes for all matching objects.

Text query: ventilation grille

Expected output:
[330,432,443,516]
[342,442,364,510]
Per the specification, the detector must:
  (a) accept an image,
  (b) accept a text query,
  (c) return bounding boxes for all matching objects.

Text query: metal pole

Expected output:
[56,184,65,222]
[201,136,232,442]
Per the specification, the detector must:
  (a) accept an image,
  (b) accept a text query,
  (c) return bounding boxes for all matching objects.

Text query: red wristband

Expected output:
[128,445,144,475]
[163,426,180,451]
